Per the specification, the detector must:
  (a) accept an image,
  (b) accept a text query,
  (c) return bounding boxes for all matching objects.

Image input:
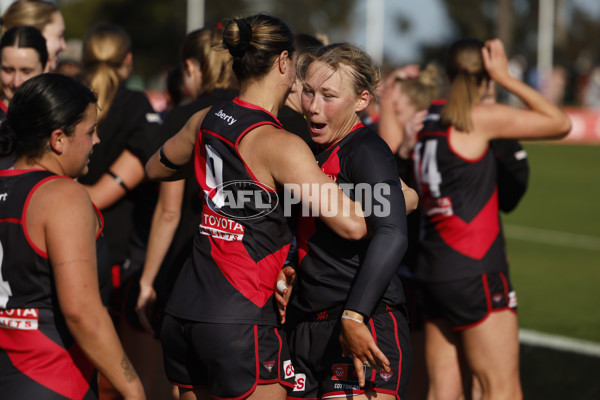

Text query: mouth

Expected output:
[309,122,326,134]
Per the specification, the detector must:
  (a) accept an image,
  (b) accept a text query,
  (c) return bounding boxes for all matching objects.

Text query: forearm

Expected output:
[345,181,408,316]
[344,226,407,317]
[499,74,567,122]
[140,186,182,287]
[377,106,405,154]
[84,175,127,210]
[85,150,146,209]
[66,308,144,399]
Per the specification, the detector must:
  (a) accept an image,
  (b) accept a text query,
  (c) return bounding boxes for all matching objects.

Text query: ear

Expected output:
[278,50,289,74]
[184,58,198,76]
[355,90,371,113]
[124,52,133,68]
[48,128,66,155]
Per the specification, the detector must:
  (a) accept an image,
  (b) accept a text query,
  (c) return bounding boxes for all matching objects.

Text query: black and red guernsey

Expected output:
[294,124,408,318]
[165,98,292,325]
[0,169,110,399]
[412,100,508,282]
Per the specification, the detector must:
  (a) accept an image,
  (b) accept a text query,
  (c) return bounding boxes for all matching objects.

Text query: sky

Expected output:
[348,0,600,67]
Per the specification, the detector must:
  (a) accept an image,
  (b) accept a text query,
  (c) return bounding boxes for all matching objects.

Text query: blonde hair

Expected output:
[80,24,131,121]
[440,38,489,132]
[1,0,58,35]
[297,42,381,100]
[182,27,236,93]
[399,63,443,110]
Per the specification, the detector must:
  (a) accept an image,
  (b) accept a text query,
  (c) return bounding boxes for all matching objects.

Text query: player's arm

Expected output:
[37,180,145,400]
[259,127,367,240]
[136,179,184,334]
[339,140,409,385]
[475,39,571,141]
[145,108,209,181]
[84,149,145,209]
[400,177,418,214]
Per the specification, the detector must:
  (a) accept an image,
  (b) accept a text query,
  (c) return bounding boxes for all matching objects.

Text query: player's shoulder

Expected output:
[347,126,394,157]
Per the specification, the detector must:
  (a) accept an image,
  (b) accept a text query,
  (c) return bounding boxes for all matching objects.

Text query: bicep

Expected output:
[44,188,102,315]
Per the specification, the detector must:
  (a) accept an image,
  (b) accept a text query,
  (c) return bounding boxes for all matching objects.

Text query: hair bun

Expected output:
[228,19,252,58]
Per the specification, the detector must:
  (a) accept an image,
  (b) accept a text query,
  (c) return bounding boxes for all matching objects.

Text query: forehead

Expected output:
[1,46,42,66]
[305,60,355,91]
[43,11,65,35]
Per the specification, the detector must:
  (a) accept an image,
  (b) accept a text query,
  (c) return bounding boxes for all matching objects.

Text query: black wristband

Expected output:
[159,146,183,170]
[107,170,130,192]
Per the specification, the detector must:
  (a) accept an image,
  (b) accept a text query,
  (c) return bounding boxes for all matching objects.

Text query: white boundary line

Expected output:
[519,328,600,358]
[504,224,600,251]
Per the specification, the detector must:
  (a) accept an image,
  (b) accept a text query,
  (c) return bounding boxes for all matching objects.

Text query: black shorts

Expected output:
[288,306,411,399]
[420,271,517,331]
[399,275,425,332]
[161,314,295,399]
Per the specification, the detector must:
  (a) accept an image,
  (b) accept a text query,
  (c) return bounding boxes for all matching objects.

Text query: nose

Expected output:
[13,72,24,89]
[92,130,100,145]
[308,94,320,114]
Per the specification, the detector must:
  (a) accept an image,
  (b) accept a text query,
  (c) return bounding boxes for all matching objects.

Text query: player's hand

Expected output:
[274,266,295,324]
[340,317,390,387]
[135,282,157,335]
[482,39,510,84]
[398,109,427,159]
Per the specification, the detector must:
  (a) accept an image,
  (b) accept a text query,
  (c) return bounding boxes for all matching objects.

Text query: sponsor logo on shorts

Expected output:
[0,308,39,330]
[332,364,349,381]
[293,373,306,391]
[492,293,503,304]
[263,361,275,373]
[508,290,517,308]
[379,371,393,381]
[283,360,295,379]
[333,382,360,391]
[317,311,328,321]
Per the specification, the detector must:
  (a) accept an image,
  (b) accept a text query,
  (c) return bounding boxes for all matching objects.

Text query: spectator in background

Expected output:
[1,0,66,71]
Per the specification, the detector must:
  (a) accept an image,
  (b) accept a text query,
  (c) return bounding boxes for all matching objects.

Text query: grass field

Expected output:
[495,143,600,399]
[502,143,600,342]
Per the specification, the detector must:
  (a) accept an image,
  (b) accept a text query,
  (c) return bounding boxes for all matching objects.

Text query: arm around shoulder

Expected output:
[264,130,367,240]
